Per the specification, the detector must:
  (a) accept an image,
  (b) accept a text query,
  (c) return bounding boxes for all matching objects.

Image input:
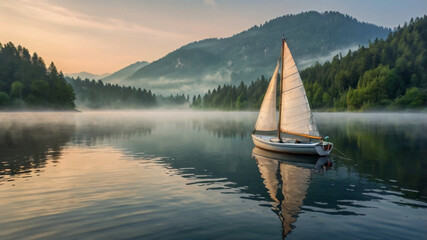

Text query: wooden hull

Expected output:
[252,134,332,156]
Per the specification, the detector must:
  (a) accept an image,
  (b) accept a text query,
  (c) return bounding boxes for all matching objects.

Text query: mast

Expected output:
[278,36,322,140]
[278,35,285,142]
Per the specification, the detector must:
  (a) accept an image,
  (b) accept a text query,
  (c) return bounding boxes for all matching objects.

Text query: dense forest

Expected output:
[157,94,189,106]
[67,77,188,109]
[67,77,156,109]
[191,77,269,110]
[191,16,427,111]
[0,41,187,110]
[0,42,75,109]
[302,15,427,110]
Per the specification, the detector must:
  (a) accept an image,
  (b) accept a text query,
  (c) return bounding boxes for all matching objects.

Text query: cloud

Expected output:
[0,0,185,38]
[297,44,360,69]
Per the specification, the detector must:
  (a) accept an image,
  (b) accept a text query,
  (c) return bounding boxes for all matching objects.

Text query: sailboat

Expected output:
[252,36,333,156]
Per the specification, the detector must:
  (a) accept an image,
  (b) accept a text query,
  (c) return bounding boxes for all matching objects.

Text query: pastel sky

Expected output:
[0,0,426,74]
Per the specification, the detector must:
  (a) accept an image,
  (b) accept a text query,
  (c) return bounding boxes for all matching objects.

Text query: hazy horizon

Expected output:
[1,0,426,74]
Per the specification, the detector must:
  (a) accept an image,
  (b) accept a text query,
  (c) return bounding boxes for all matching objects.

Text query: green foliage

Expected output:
[10,81,24,98]
[157,94,189,106]
[0,42,75,110]
[394,87,427,108]
[67,77,157,109]
[31,79,49,99]
[191,76,269,110]
[300,15,427,110]
[68,77,185,109]
[192,16,426,111]
[0,91,10,106]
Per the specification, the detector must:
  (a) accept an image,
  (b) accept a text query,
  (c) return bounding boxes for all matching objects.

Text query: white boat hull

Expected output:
[252,134,332,156]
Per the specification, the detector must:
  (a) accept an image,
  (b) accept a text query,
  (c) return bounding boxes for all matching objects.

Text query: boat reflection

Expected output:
[252,147,332,238]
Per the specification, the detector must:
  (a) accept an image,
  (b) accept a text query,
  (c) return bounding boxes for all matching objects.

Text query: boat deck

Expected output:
[252,134,332,156]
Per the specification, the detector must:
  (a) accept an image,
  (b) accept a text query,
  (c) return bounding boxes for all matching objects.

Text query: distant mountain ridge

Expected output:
[65,72,110,80]
[189,15,427,111]
[300,15,427,110]
[110,11,390,94]
[101,61,149,84]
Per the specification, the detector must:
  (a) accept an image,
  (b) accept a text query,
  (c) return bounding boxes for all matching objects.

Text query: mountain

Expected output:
[301,15,427,110]
[101,61,149,84]
[65,72,110,80]
[121,11,390,94]
[190,15,427,111]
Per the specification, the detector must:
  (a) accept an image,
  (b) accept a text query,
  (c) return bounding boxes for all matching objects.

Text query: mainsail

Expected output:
[280,41,320,139]
[254,62,279,131]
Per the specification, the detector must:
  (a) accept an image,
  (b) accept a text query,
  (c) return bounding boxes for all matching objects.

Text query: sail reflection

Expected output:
[252,147,331,238]
[192,113,255,139]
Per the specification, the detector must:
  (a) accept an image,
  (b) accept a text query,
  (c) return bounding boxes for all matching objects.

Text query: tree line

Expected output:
[67,77,156,109]
[191,76,269,110]
[301,15,427,110]
[67,77,188,109]
[191,16,427,111]
[0,41,188,110]
[0,42,75,109]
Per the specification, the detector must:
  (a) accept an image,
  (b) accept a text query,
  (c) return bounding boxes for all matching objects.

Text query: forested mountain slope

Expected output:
[302,15,427,110]
[191,16,426,110]
[101,61,149,84]
[122,11,390,94]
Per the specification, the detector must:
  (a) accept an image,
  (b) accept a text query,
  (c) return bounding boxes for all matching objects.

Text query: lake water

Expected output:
[0,111,426,240]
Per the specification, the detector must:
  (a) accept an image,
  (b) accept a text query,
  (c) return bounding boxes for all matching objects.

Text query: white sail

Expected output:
[280,41,320,138]
[255,62,279,131]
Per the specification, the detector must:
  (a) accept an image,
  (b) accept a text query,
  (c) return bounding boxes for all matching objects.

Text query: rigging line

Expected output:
[331,153,352,161]
[332,147,353,161]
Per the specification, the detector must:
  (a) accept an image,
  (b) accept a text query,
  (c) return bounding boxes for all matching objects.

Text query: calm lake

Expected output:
[0,111,426,240]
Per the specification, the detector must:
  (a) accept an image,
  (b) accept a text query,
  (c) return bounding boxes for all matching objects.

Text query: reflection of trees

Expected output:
[317,113,427,198]
[0,120,75,181]
[193,118,252,139]
[74,116,155,146]
[0,113,156,182]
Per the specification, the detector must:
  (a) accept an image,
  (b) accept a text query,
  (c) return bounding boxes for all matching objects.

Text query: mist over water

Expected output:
[0,111,426,239]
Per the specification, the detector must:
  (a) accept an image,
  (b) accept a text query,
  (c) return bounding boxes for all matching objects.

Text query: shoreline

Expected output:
[1,109,426,114]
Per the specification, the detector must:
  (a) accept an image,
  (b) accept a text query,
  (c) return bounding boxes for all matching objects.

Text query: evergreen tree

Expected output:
[0,42,75,109]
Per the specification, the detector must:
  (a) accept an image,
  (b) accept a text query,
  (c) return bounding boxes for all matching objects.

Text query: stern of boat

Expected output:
[315,142,333,156]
